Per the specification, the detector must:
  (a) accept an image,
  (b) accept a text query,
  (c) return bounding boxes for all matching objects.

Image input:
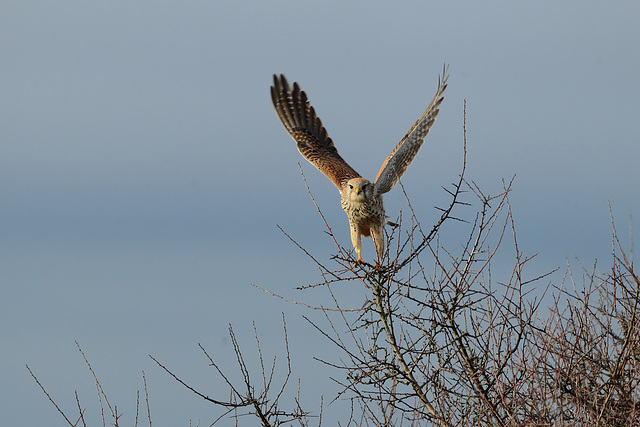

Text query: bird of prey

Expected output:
[271,68,448,268]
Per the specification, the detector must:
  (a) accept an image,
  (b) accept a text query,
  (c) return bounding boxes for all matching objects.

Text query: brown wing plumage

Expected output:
[374,66,449,195]
[271,74,360,190]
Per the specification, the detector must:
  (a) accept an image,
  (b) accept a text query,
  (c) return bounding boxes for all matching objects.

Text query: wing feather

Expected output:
[271,74,360,190]
[374,66,449,194]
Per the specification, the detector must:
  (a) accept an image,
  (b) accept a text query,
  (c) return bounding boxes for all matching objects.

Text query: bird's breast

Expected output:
[340,194,385,225]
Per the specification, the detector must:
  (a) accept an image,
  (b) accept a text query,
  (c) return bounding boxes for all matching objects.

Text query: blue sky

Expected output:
[2,1,639,425]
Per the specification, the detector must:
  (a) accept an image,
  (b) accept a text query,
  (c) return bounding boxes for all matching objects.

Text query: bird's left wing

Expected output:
[374,66,448,195]
[271,74,361,191]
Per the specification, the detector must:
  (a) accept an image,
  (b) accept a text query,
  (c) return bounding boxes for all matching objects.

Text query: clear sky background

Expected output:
[2,1,638,425]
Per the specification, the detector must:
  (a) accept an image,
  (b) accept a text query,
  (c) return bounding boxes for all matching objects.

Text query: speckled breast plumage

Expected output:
[340,194,385,236]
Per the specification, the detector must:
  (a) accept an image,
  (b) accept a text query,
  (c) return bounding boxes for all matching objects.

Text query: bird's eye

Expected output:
[349,184,353,189]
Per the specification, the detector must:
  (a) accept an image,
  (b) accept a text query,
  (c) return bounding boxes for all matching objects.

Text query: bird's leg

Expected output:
[371,225,385,270]
[350,222,364,267]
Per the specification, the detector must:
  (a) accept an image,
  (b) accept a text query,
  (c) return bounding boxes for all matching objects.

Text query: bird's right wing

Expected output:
[271,74,361,190]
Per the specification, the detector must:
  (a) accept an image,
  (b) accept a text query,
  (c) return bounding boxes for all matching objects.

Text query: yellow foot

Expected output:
[352,256,364,268]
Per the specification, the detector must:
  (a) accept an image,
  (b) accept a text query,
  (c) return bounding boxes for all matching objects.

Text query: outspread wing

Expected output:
[374,66,449,195]
[271,74,361,190]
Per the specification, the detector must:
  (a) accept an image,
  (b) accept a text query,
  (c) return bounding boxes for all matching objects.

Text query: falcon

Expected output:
[271,69,448,268]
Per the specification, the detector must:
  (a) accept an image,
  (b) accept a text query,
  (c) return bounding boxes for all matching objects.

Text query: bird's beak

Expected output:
[354,187,361,194]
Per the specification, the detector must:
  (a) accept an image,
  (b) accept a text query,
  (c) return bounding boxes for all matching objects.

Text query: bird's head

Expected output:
[345,177,373,203]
